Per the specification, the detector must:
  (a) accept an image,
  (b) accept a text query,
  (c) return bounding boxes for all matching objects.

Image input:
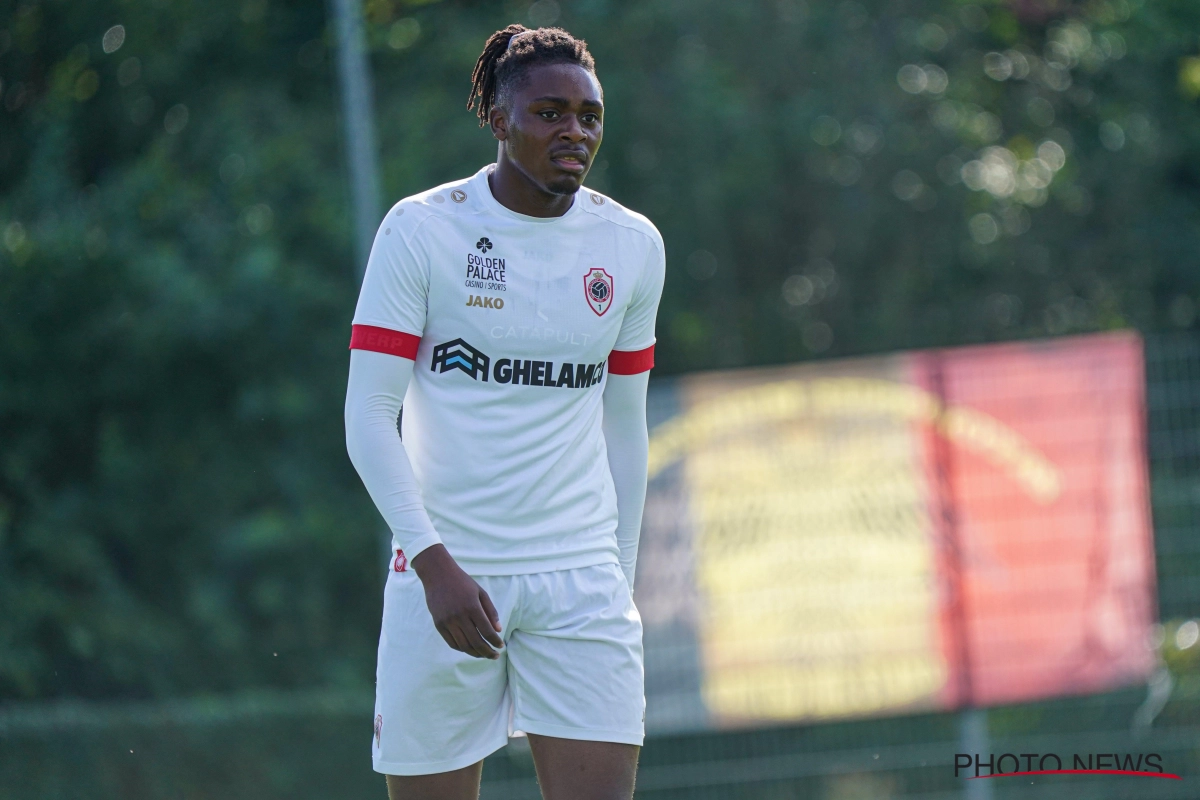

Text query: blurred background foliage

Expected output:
[2,0,1200,703]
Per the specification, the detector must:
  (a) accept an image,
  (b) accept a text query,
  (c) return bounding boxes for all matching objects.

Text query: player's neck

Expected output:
[488,155,575,219]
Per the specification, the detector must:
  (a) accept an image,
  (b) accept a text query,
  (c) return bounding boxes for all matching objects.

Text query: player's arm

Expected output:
[344,346,438,561]
[344,348,503,660]
[602,369,651,592]
[345,212,502,660]
[603,234,665,593]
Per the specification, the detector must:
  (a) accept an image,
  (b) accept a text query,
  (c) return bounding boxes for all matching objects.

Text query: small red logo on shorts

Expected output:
[393,549,407,572]
[374,714,383,747]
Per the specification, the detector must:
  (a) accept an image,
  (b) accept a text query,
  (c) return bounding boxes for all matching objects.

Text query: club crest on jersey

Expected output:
[583,268,613,316]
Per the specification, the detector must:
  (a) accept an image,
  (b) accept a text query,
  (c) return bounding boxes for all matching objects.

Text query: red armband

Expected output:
[350,325,421,360]
[608,344,655,375]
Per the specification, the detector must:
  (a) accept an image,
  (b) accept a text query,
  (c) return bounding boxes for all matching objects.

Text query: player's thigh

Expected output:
[507,564,645,743]
[385,761,484,800]
[527,734,639,800]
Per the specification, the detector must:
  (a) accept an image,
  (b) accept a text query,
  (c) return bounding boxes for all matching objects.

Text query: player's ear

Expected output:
[490,107,509,142]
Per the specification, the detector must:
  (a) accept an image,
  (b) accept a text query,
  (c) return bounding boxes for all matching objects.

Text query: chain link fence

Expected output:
[3,333,1198,799]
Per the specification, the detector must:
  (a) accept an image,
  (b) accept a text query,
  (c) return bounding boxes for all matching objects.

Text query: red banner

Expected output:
[637,332,1156,731]
[914,332,1156,709]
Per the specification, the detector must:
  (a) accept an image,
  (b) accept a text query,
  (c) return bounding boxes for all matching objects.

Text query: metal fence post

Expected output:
[960,708,993,800]
[330,0,381,280]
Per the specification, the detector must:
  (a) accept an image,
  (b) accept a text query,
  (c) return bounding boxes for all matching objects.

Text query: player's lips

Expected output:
[550,150,588,174]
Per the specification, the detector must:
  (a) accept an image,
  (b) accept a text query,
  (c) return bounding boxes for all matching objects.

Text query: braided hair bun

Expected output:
[467,25,596,127]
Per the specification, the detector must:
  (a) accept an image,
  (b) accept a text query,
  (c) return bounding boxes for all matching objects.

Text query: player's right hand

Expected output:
[410,544,505,659]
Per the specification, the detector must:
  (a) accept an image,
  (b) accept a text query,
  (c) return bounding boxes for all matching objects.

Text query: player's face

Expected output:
[492,63,604,196]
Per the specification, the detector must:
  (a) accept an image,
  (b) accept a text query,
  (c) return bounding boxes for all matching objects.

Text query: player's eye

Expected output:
[538,109,560,120]
[581,113,600,124]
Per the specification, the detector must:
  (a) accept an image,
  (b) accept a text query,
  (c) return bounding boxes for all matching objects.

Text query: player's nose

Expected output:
[558,115,587,143]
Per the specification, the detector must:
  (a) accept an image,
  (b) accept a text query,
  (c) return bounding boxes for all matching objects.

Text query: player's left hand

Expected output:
[411,544,505,659]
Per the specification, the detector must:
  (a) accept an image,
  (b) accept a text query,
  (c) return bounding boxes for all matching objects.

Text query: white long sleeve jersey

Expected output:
[347,165,664,578]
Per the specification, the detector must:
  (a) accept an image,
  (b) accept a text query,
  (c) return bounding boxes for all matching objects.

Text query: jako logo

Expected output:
[466,295,504,309]
[431,339,491,381]
[476,237,493,252]
[430,339,606,389]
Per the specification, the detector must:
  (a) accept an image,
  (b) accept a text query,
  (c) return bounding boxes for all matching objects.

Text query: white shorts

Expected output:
[371,561,645,776]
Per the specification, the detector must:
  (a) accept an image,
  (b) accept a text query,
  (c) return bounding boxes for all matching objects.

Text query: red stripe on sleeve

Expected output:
[608,344,655,375]
[350,325,421,360]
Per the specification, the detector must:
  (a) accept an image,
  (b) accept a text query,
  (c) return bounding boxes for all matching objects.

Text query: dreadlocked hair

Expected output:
[467,24,596,127]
